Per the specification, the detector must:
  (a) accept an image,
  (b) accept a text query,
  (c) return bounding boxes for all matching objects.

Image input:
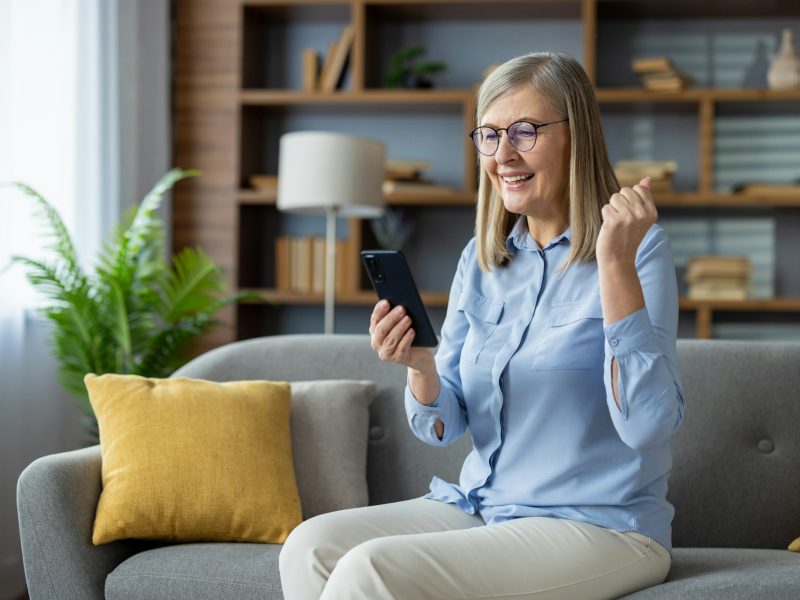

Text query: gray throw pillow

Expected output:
[289,380,375,519]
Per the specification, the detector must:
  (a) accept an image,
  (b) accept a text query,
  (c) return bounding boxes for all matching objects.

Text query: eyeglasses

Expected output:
[468,119,569,156]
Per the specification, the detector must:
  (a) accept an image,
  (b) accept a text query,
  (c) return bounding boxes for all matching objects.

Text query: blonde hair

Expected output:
[474,52,618,272]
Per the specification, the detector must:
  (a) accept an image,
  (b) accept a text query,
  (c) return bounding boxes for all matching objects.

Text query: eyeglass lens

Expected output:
[472,122,538,156]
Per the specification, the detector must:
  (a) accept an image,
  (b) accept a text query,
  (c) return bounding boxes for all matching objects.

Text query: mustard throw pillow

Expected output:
[86,373,302,545]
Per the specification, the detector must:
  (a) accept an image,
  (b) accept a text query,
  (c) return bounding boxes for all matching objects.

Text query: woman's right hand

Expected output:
[369,300,435,372]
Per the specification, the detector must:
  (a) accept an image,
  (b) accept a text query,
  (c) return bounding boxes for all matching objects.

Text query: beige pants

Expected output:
[279,497,671,600]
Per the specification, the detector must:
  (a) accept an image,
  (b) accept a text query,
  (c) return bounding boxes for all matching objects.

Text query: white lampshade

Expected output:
[277,131,386,217]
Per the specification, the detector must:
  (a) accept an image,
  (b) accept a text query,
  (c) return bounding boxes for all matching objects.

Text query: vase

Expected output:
[767,28,800,90]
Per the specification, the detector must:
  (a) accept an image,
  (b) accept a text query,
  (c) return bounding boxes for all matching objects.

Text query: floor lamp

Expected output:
[277,131,386,334]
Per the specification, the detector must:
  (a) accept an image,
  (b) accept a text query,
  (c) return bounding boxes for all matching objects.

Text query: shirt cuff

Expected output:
[404,383,445,442]
[603,306,659,359]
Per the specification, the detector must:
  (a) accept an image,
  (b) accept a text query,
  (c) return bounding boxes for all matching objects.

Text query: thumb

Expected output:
[639,176,652,189]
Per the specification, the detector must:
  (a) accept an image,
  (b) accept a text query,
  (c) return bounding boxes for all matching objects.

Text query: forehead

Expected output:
[481,86,554,125]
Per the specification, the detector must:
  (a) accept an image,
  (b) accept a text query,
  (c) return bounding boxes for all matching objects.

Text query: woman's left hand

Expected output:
[596,176,658,267]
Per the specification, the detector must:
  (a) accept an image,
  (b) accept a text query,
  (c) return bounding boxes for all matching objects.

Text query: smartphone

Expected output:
[361,250,438,347]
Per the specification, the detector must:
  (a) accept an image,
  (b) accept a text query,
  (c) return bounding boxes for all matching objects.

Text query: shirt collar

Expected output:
[506,215,572,253]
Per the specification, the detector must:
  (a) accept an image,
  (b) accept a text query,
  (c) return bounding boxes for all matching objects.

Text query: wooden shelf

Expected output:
[175,0,800,344]
[596,88,800,103]
[654,192,800,208]
[241,288,450,306]
[239,89,473,106]
[679,298,800,312]
[237,189,476,205]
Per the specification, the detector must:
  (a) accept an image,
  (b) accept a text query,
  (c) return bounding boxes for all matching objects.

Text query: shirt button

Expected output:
[610,339,620,347]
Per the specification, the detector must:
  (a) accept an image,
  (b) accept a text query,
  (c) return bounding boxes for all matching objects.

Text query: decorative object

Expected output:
[8,169,252,443]
[277,131,385,334]
[370,207,414,250]
[767,28,800,90]
[385,44,446,89]
[85,373,302,544]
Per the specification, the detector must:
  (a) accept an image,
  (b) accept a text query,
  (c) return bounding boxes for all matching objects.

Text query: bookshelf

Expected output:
[173,0,800,346]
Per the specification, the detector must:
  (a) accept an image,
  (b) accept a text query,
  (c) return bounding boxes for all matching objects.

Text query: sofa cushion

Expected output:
[87,374,302,545]
[289,380,375,519]
[621,548,800,599]
[105,543,283,600]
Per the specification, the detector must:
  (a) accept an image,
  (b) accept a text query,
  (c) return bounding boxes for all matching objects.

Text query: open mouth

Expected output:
[502,174,534,184]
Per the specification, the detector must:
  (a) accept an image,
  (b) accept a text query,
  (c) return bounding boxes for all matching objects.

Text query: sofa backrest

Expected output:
[175,334,800,550]
[670,339,800,549]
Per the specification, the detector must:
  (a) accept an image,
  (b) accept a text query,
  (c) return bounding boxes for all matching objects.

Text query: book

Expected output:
[687,286,749,301]
[385,159,431,181]
[631,56,674,74]
[732,182,800,197]
[249,174,278,195]
[317,40,339,92]
[382,180,454,196]
[319,25,355,92]
[643,73,692,92]
[686,256,751,281]
[301,48,319,92]
[275,236,291,291]
[311,236,325,295]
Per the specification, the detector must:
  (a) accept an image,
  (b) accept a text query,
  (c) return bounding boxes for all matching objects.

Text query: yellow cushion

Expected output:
[789,537,800,552]
[85,373,302,545]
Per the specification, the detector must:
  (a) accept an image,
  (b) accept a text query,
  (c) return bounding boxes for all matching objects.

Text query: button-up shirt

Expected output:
[404,216,686,553]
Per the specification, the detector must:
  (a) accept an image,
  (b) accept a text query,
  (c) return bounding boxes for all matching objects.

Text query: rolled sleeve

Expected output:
[404,376,464,446]
[603,226,686,450]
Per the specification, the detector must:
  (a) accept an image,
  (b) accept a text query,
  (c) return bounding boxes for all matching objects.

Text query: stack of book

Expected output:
[686,256,752,300]
[382,159,453,197]
[274,235,354,295]
[631,57,693,92]
[614,160,677,193]
[302,25,355,92]
[732,181,800,198]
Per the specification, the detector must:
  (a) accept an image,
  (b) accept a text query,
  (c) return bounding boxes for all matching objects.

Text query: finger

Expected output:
[639,176,652,189]
[633,184,658,219]
[384,315,412,351]
[379,321,410,361]
[396,327,416,359]
[370,300,391,328]
[601,202,619,222]
[374,305,407,339]
[618,187,647,216]
[609,192,632,214]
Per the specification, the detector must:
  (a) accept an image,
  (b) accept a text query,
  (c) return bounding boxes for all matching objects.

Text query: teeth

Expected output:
[503,174,532,183]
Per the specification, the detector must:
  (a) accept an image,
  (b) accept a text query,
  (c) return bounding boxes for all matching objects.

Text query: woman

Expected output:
[279,51,685,600]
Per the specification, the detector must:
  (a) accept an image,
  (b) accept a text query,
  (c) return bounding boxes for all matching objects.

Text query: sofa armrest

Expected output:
[16,445,149,600]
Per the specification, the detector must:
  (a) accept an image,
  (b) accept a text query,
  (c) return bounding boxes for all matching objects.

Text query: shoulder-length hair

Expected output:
[474,52,618,272]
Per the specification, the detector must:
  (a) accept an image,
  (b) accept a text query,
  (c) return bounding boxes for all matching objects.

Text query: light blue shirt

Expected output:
[404,216,686,553]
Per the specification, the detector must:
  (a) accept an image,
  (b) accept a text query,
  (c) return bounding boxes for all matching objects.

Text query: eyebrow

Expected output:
[480,117,547,128]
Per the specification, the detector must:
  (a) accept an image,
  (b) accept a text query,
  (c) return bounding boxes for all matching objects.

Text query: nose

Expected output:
[494,131,518,163]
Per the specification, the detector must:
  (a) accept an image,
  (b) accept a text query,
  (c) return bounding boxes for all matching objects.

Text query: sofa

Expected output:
[16,334,800,599]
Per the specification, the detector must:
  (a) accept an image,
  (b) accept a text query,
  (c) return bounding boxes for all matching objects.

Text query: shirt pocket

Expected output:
[531,296,604,371]
[457,290,504,363]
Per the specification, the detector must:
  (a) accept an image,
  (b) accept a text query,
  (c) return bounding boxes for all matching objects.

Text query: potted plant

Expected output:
[8,168,253,443]
[385,44,447,89]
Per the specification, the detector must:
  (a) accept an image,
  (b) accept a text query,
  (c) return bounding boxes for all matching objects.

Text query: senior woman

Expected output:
[279,51,685,600]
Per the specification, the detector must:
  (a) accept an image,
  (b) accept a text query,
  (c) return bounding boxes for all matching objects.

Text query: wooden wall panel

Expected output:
[173,0,242,347]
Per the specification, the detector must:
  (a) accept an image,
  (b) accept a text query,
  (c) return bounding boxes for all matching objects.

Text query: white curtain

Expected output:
[0,1,169,596]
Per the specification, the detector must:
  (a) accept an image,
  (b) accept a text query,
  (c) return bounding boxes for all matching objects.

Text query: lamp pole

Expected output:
[324,205,338,334]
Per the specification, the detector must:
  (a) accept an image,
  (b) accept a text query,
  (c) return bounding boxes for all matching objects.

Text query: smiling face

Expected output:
[479,85,571,237]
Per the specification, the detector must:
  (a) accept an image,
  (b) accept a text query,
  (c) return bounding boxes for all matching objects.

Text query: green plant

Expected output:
[385,44,446,88]
[7,168,253,443]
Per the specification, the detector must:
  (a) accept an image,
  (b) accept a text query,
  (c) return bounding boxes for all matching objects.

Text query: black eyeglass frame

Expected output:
[468,118,569,156]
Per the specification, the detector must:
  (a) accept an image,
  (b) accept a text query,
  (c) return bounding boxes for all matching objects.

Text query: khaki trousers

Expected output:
[279,497,671,600]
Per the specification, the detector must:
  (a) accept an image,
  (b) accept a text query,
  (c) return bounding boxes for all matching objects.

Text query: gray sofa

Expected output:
[17,334,800,599]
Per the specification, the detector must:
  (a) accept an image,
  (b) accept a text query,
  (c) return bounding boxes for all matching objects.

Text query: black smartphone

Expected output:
[361,250,438,347]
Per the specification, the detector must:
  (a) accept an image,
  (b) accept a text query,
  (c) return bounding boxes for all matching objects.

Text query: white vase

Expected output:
[767,29,800,90]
